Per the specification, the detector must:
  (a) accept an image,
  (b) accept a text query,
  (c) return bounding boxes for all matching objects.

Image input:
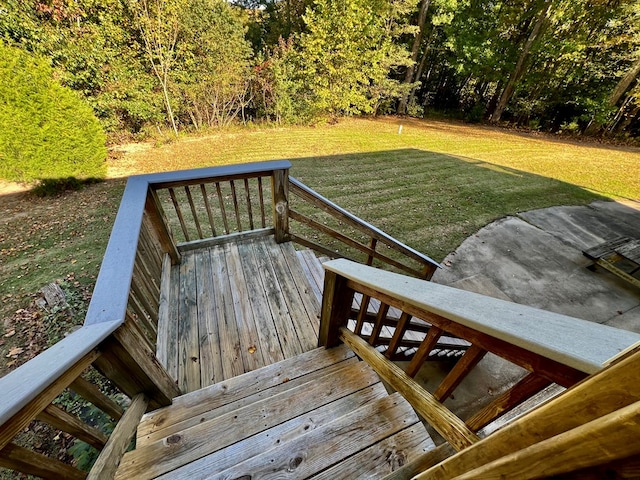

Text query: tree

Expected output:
[398,0,430,115]
[0,44,106,182]
[174,0,254,128]
[489,0,552,122]
[130,0,185,135]
[299,0,413,117]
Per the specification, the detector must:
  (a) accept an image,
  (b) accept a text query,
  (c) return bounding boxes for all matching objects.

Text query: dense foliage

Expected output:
[1,0,639,138]
[0,43,106,183]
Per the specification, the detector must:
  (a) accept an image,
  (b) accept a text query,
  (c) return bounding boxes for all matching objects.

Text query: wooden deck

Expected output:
[157,236,321,393]
[117,345,433,479]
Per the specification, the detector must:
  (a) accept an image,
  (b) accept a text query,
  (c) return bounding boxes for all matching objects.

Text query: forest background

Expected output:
[1,0,640,147]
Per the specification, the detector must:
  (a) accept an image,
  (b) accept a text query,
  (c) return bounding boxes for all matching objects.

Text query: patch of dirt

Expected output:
[0,180,29,196]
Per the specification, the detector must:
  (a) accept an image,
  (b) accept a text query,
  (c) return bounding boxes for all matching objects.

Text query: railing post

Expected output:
[318,270,355,348]
[272,168,290,243]
[145,188,181,265]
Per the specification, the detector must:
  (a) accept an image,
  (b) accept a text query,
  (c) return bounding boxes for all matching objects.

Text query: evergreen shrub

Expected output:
[0,43,107,184]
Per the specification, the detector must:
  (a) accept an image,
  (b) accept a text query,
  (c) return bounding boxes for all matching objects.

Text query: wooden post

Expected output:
[145,189,181,265]
[318,270,354,348]
[272,169,290,243]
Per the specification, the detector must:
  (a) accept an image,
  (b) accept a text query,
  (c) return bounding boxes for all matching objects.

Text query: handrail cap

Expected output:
[323,259,640,375]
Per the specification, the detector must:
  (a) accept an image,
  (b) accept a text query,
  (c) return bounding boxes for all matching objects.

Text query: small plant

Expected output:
[31,177,103,197]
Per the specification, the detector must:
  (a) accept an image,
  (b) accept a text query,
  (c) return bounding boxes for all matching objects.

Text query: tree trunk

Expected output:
[609,52,640,107]
[489,0,552,123]
[398,0,431,115]
[160,72,179,135]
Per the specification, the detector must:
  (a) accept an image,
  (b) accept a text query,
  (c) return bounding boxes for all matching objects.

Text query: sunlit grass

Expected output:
[116,117,640,200]
[2,116,638,321]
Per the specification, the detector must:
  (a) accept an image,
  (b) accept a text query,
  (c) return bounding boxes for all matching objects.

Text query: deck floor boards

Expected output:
[158,237,322,393]
[120,345,433,480]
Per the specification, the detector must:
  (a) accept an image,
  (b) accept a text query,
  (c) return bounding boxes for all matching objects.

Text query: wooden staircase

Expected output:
[115,344,433,479]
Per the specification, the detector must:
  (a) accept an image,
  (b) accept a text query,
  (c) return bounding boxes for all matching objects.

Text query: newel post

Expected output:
[318,270,355,348]
[272,168,290,243]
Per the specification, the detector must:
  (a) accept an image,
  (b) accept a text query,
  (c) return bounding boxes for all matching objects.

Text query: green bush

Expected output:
[0,43,107,183]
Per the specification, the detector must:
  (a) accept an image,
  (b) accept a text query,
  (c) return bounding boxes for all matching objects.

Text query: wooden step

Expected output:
[117,346,433,479]
[137,345,356,444]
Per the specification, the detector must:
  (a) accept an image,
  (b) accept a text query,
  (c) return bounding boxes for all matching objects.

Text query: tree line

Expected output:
[2,0,639,139]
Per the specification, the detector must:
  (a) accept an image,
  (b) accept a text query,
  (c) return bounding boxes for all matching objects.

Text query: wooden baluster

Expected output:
[215,182,230,235]
[184,185,203,239]
[168,187,190,242]
[138,224,162,284]
[87,394,149,480]
[134,253,160,307]
[229,180,242,231]
[433,344,487,401]
[406,326,444,377]
[244,178,254,230]
[354,294,371,335]
[386,311,413,359]
[369,302,390,346]
[367,237,377,266]
[200,184,217,236]
[130,266,158,325]
[257,176,266,228]
[465,372,551,431]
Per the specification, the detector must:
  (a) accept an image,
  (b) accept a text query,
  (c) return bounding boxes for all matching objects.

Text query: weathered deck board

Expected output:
[117,361,383,479]
[157,237,322,393]
[120,345,432,480]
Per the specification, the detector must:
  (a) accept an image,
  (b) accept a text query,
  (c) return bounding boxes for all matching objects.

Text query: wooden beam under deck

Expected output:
[157,237,321,393]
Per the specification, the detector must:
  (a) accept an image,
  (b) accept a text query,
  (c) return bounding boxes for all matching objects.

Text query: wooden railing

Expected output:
[288,177,440,280]
[0,160,445,478]
[318,259,640,478]
[0,161,291,478]
[150,165,290,250]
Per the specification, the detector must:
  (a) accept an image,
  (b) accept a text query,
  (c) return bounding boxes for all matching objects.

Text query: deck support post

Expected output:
[272,168,290,243]
[318,270,354,348]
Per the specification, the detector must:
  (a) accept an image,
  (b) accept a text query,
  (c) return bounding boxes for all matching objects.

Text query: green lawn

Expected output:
[2,116,639,323]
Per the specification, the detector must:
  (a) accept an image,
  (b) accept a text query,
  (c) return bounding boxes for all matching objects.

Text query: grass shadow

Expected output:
[289,148,611,262]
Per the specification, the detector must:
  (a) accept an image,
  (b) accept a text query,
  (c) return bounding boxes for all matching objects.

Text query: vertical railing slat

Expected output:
[184,185,203,239]
[244,178,254,230]
[386,312,413,359]
[406,326,444,378]
[354,294,371,335]
[215,182,230,235]
[258,176,266,228]
[168,188,190,242]
[200,184,217,237]
[230,180,242,231]
[272,168,290,243]
[369,302,390,346]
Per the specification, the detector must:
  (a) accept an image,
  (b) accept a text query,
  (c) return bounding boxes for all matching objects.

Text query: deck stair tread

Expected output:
[117,346,432,479]
[297,249,469,360]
